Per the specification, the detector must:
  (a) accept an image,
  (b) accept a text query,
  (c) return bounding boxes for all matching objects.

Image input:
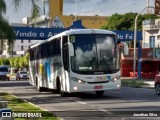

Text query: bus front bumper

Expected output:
[69,80,121,93]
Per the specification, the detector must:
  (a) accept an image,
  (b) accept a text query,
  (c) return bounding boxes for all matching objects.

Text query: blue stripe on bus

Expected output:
[45,60,51,82]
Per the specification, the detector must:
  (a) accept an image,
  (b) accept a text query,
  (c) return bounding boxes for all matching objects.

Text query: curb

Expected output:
[141,85,154,89]
[11,94,64,120]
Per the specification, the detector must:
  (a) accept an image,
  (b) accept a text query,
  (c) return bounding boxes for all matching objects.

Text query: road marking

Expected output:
[73,100,113,114]
[98,108,107,112]
[75,100,87,104]
[98,109,113,114]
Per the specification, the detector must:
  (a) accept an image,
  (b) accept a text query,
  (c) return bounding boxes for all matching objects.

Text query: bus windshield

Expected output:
[70,34,120,74]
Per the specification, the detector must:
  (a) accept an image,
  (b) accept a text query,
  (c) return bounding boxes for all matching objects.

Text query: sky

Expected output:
[5,0,155,23]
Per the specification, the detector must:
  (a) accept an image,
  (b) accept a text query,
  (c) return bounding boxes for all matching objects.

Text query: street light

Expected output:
[133,6,155,80]
[75,0,78,21]
[42,0,48,15]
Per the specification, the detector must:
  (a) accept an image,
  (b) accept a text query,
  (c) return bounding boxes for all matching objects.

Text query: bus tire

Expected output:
[59,80,68,97]
[60,90,68,97]
[38,86,44,92]
[35,76,43,92]
[56,78,60,93]
[96,90,104,96]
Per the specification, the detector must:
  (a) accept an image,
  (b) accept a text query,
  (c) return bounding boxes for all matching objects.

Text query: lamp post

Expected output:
[42,0,48,15]
[75,0,78,21]
[133,6,155,80]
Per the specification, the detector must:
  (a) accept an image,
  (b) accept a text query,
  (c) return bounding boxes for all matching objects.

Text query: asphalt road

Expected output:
[0,79,160,120]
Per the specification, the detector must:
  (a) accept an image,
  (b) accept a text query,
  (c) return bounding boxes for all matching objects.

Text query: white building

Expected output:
[9,15,50,57]
[10,23,40,57]
[142,19,160,48]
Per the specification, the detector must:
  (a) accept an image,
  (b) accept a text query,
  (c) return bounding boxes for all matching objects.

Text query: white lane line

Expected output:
[98,108,113,114]
[75,100,87,105]
[74,100,113,114]
[98,108,107,112]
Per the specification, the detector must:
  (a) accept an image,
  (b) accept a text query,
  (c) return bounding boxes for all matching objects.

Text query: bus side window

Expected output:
[56,38,61,55]
[43,42,49,58]
[49,40,55,57]
[62,36,69,71]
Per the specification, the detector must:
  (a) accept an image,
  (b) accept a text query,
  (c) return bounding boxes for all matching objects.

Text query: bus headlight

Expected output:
[71,77,86,84]
[111,76,121,82]
[7,74,10,77]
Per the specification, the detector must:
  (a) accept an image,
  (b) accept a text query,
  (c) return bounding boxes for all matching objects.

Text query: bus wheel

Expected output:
[59,82,68,97]
[60,91,67,97]
[56,79,60,93]
[37,86,44,92]
[96,90,104,96]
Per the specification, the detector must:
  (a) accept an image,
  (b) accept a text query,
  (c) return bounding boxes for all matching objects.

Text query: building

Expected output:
[8,0,108,57]
[142,19,160,48]
[121,19,160,79]
[28,0,108,28]
[10,23,40,57]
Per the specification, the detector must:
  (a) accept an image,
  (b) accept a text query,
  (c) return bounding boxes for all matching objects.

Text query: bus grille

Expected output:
[87,81,109,84]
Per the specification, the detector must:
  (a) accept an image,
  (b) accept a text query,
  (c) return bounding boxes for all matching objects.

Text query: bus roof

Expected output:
[30,29,116,48]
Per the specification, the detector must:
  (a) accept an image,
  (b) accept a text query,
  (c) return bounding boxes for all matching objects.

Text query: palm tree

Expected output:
[13,0,41,19]
[0,0,41,56]
[0,0,15,54]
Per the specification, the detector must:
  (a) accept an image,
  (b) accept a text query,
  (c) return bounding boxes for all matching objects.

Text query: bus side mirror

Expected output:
[68,43,74,56]
[121,42,129,55]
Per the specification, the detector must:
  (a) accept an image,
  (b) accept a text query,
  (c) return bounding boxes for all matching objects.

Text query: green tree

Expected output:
[13,57,20,68]
[3,58,10,65]
[19,57,24,69]
[9,57,15,68]
[0,58,4,65]
[0,0,15,50]
[23,53,29,69]
[102,13,159,31]
[13,0,41,19]
[0,0,41,51]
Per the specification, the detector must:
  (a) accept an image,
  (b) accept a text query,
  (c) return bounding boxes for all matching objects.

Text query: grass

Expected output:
[121,79,149,88]
[0,93,59,120]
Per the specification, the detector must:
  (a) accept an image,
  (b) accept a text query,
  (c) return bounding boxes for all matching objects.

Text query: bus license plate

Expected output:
[94,86,103,89]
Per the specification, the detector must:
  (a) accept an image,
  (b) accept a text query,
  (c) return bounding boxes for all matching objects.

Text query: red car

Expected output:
[155,73,160,95]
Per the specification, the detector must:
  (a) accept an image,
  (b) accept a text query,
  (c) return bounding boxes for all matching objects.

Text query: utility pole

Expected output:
[146,0,150,14]
[75,0,78,21]
[133,6,154,80]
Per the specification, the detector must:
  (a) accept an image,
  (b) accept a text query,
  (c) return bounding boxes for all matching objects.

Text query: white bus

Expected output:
[28,29,128,96]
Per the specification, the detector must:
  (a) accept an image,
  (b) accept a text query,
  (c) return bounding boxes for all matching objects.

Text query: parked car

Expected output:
[16,71,29,80]
[0,65,10,81]
[155,73,160,95]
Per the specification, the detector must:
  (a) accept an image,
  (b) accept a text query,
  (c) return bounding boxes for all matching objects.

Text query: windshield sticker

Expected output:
[79,67,92,70]
[70,36,75,43]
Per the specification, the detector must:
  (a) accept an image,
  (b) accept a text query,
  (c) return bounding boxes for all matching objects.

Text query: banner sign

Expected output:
[113,30,142,41]
[13,20,142,41]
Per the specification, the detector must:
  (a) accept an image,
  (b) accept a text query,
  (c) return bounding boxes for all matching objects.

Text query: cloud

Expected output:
[96,0,110,5]
[65,8,106,16]
[78,8,106,16]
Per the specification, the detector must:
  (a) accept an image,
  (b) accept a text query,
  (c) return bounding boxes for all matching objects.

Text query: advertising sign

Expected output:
[13,20,142,41]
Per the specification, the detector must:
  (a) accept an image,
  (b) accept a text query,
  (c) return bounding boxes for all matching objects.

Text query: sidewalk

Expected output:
[142,80,155,88]
[121,77,155,89]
